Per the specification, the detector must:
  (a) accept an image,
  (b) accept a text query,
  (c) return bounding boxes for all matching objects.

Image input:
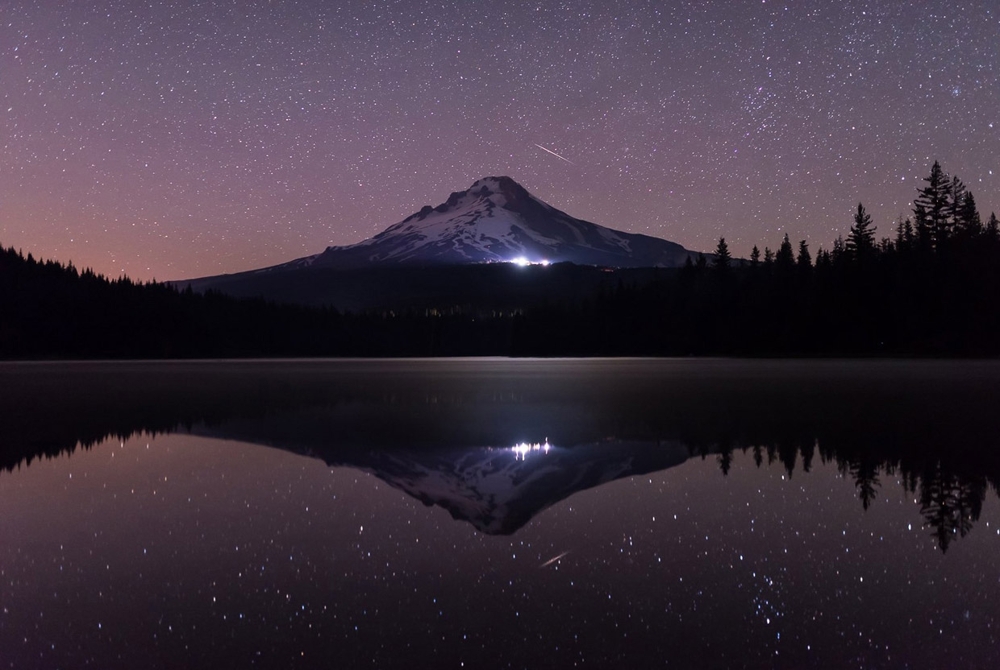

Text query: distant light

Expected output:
[510,440,552,460]
[508,257,550,267]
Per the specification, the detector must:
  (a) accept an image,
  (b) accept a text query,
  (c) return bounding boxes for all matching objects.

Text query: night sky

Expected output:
[3,1,999,281]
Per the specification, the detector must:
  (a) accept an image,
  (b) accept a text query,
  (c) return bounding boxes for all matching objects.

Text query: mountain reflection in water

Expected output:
[3,359,999,552]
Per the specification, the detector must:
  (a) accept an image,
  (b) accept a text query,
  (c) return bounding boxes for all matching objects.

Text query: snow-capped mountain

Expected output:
[190,404,696,534]
[321,441,693,535]
[173,176,698,308]
[272,176,693,270]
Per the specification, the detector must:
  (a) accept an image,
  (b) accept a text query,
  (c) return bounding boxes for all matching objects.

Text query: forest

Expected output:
[2,161,999,358]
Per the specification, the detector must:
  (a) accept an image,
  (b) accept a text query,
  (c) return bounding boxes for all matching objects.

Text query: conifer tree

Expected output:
[775,234,795,270]
[797,240,812,269]
[986,213,1000,243]
[913,204,931,251]
[815,248,831,270]
[914,161,951,249]
[831,236,846,264]
[955,191,982,241]
[713,237,732,271]
[949,175,967,233]
[847,203,876,259]
[895,216,915,253]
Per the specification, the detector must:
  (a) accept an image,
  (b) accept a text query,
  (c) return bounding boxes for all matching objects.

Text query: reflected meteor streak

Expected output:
[534,143,574,165]
[540,551,570,568]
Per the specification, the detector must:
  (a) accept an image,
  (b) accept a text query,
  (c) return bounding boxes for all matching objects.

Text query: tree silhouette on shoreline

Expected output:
[3,160,1000,358]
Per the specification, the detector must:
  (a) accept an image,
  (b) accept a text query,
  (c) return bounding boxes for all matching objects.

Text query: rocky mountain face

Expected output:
[320,441,691,535]
[174,176,697,309]
[286,176,693,269]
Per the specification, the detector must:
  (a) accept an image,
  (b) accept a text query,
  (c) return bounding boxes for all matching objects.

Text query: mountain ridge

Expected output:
[173,176,699,310]
[200,176,696,277]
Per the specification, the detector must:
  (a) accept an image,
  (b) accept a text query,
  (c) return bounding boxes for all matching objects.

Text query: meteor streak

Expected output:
[540,551,570,568]
[534,143,575,165]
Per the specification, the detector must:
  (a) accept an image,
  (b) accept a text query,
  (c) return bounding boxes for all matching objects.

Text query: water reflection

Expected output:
[3,359,1000,552]
[720,441,996,553]
[4,360,1000,669]
[314,441,691,535]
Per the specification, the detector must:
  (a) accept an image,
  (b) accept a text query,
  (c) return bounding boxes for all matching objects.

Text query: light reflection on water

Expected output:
[2,359,1000,668]
[1,433,999,669]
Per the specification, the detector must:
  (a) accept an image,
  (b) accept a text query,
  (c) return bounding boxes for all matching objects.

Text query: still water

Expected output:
[2,359,1000,668]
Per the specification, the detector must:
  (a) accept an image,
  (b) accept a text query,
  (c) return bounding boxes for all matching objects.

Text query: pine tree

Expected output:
[713,237,732,271]
[955,191,982,241]
[815,248,831,270]
[949,175,967,234]
[750,245,761,267]
[846,203,876,259]
[895,216,915,253]
[775,234,795,271]
[986,213,1000,243]
[831,236,846,264]
[914,161,951,250]
[797,240,812,269]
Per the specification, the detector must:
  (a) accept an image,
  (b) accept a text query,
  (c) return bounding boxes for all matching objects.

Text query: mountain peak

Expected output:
[306,176,692,269]
[469,175,529,200]
[176,178,701,306]
[400,176,533,226]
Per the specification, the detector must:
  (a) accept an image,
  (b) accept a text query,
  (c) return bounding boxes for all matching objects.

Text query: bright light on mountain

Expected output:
[511,440,551,460]
[510,257,550,267]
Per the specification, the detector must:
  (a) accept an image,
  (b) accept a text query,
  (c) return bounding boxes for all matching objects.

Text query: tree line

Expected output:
[703,437,996,554]
[2,161,999,357]
[512,160,1000,355]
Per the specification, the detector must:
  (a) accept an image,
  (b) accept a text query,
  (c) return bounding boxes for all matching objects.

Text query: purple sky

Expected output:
[2,1,999,280]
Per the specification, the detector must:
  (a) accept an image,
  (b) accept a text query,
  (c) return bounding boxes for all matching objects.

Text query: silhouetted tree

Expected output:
[895,216,915,253]
[796,240,812,275]
[775,234,795,281]
[914,161,951,250]
[846,203,876,259]
[955,191,982,243]
[919,466,987,553]
[830,235,846,265]
[986,213,1000,243]
[850,459,881,510]
[713,237,732,271]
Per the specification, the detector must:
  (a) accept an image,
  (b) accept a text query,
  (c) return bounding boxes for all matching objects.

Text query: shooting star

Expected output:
[534,143,575,165]
[539,551,570,568]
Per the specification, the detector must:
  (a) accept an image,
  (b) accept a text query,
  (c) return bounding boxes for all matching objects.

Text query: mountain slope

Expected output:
[320,441,692,535]
[288,176,693,269]
[175,176,697,309]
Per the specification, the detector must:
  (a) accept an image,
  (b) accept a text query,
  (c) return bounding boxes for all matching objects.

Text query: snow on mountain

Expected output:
[172,176,699,306]
[321,440,693,535]
[273,176,693,270]
[188,412,694,536]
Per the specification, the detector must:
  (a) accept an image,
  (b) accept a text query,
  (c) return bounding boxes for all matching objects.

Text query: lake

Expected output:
[2,359,1000,668]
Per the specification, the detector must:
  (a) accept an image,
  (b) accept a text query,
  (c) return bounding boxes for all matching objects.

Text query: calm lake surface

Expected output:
[2,359,1000,669]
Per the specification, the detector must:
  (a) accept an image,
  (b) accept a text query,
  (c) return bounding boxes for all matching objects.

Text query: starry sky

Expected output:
[3,0,999,281]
